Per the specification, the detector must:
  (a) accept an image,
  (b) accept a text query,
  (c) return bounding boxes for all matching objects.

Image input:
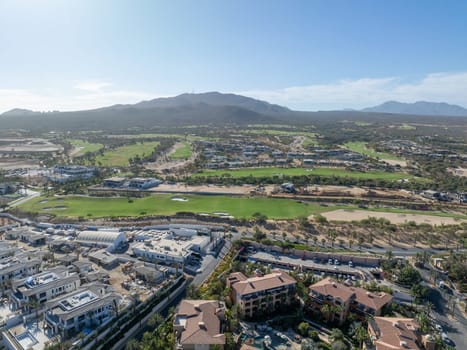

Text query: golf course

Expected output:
[193,166,419,181]
[20,194,344,219]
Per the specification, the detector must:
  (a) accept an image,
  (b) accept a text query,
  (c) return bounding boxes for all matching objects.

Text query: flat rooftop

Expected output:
[25,272,59,289]
[59,290,98,311]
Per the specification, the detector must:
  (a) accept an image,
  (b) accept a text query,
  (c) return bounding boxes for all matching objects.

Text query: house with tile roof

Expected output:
[173,300,226,350]
[309,278,393,324]
[227,270,297,318]
[366,317,422,350]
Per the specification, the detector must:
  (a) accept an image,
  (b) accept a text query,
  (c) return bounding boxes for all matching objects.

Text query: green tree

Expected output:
[297,321,311,337]
[353,325,369,348]
[148,312,164,329]
[397,265,422,287]
[385,250,394,260]
[125,338,140,350]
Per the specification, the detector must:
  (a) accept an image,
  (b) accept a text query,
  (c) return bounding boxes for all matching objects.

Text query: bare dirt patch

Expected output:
[449,167,467,177]
[383,159,407,167]
[320,209,465,225]
[149,183,259,195]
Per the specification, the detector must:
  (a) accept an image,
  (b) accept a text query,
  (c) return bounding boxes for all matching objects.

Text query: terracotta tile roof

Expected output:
[369,317,421,350]
[351,286,393,311]
[230,270,297,296]
[309,277,354,303]
[309,278,393,310]
[175,300,225,346]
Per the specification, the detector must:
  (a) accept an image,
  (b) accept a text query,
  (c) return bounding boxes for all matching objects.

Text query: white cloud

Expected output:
[1,72,467,113]
[73,80,112,92]
[0,87,157,113]
[240,72,467,110]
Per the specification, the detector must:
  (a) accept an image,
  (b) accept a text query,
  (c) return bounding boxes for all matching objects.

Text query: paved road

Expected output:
[6,189,40,208]
[419,267,466,349]
[192,239,231,286]
[428,288,466,349]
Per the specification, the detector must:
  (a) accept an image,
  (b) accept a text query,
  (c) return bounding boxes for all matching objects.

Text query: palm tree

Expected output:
[321,304,332,323]
[313,236,318,246]
[349,239,354,248]
[148,312,164,329]
[330,328,344,342]
[125,338,140,350]
[385,250,394,260]
[424,301,433,317]
[354,325,369,348]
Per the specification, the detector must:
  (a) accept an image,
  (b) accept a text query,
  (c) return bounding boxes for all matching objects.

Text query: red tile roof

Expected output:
[175,300,225,346]
[309,278,393,310]
[370,317,421,350]
[230,270,296,296]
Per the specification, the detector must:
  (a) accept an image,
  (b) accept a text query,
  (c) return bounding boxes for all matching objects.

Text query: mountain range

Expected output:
[1,92,465,131]
[361,100,467,116]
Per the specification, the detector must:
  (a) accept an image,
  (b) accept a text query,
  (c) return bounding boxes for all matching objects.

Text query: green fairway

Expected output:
[344,141,402,161]
[170,142,192,160]
[397,124,416,130]
[193,167,418,181]
[19,194,346,219]
[106,134,215,141]
[69,139,103,156]
[95,141,160,166]
[354,121,372,126]
[18,194,464,221]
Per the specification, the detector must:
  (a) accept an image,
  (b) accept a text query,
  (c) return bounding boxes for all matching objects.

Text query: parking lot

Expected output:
[247,251,376,280]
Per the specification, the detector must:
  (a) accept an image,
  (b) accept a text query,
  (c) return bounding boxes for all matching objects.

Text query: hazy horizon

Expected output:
[1,0,467,113]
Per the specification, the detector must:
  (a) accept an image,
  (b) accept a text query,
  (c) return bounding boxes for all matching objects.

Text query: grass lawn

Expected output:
[170,142,192,160]
[18,194,347,219]
[247,129,318,138]
[69,139,103,156]
[193,167,419,181]
[397,124,417,130]
[95,141,160,167]
[344,141,402,161]
[106,134,216,141]
[354,121,372,126]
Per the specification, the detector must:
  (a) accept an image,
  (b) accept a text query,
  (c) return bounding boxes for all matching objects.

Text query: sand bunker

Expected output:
[319,209,464,226]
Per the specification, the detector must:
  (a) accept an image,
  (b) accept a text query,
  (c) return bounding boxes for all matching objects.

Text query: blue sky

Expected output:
[1,0,467,112]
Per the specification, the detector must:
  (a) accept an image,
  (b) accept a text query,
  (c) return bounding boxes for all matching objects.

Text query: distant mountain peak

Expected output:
[2,108,37,115]
[362,100,467,117]
[130,91,290,114]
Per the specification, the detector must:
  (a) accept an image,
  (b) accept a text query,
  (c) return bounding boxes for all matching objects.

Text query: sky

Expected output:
[1,0,467,113]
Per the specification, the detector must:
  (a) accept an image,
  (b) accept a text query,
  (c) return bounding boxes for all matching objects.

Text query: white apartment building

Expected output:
[44,284,121,339]
[10,266,81,311]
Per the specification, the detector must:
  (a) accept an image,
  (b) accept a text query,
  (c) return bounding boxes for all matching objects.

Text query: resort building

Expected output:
[0,259,41,289]
[102,176,127,188]
[128,177,162,189]
[44,284,121,339]
[173,300,226,350]
[131,231,210,265]
[76,230,127,252]
[366,317,422,350]
[227,270,297,318]
[48,165,95,183]
[308,278,393,324]
[10,266,81,311]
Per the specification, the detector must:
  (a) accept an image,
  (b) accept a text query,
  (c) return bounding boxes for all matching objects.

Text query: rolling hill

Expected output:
[362,100,467,117]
